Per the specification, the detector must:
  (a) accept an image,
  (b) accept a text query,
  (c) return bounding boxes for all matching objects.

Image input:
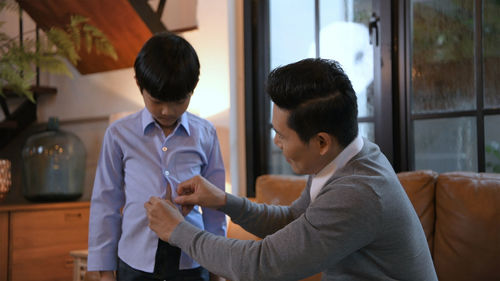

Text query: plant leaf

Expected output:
[46,27,80,65]
[0,6,117,101]
[70,14,89,26]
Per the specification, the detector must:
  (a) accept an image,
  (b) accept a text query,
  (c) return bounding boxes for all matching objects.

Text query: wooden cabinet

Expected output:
[1,212,8,281]
[0,202,89,281]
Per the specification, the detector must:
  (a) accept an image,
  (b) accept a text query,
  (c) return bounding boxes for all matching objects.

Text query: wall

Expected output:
[0,0,245,202]
[227,0,247,196]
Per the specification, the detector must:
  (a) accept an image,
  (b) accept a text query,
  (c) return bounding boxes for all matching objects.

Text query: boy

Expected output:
[87,32,226,281]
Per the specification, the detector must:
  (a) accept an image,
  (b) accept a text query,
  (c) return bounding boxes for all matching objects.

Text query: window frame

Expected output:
[397,0,500,172]
[244,0,270,197]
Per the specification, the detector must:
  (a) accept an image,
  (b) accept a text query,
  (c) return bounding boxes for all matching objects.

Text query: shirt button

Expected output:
[162,146,168,152]
[164,170,170,176]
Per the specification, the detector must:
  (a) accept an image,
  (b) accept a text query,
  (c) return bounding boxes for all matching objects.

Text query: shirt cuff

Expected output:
[86,250,118,271]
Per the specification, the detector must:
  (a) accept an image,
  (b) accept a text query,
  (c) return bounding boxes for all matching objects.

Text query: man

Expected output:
[145,58,438,281]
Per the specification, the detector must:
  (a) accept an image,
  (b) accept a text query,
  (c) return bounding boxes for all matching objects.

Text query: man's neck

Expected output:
[313,136,364,176]
[313,149,341,175]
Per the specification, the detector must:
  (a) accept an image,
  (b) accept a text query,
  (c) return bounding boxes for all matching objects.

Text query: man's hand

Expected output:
[144,184,184,241]
[174,175,227,215]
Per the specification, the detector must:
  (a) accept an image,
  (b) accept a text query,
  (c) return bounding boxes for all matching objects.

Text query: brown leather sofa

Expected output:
[227,171,500,281]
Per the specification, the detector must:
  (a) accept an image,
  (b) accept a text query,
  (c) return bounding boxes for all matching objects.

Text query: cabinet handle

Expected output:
[64,212,82,221]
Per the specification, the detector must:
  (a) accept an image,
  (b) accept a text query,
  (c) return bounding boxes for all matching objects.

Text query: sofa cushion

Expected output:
[227,219,260,241]
[397,170,437,252]
[255,174,307,205]
[433,172,500,281]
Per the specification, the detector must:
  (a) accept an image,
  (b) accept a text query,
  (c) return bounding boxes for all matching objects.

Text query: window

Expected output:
[399,0,500,172]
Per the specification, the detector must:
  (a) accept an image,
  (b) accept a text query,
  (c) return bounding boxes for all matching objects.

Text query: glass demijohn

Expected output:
[22,117,86,201]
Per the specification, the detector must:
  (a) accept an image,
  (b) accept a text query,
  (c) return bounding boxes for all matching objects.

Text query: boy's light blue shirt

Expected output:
[87,108,226,273]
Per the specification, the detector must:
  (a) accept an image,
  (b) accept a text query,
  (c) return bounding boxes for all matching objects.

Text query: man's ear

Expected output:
[315,132,333,156]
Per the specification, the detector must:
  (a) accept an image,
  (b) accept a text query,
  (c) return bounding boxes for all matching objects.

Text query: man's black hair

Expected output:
[267,58,358,148]
[134,32,200,101]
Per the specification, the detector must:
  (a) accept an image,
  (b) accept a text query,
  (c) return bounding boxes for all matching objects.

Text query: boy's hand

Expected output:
[174,175,227,215]
[99,271,115,281]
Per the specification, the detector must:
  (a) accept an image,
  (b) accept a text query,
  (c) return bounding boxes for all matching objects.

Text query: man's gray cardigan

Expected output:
[170,139,438,281]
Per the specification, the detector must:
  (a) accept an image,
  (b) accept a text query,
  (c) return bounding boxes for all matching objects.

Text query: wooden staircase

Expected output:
[17,0,197,74]
[1,0,197,148]
[0,87,56,148]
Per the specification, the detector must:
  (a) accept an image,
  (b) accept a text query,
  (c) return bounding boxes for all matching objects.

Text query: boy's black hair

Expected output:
[267,58,358,148]
[134,32,200,102]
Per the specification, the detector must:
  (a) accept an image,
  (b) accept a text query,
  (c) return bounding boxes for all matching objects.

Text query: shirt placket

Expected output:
[160,131,180,204]
[160,140,172,195]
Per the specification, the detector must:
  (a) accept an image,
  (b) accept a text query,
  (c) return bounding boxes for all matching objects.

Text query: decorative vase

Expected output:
[0,159,11,201]
[22,117,86,201]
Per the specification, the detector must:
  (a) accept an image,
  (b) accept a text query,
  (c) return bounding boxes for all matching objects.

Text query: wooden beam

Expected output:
[157,0,167,17]
[128,0,168,33]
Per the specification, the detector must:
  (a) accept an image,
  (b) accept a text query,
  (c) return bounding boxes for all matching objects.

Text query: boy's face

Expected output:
[271,105,324,175]
[142,90,191,129]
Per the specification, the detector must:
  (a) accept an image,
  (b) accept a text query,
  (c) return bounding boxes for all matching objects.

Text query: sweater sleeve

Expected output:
[219,194,296,238]
[169,182,382,281]
[218,177,312,238]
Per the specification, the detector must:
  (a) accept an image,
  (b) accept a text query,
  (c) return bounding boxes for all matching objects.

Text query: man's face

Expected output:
[142,90,191,129]
[271,105,322,175]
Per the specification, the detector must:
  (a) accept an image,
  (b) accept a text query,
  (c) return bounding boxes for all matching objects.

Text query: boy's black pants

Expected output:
[117,240,209,281]
[117,258,209,281]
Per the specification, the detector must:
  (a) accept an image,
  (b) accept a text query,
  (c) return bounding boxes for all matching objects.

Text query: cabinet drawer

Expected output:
[10,207,89,281]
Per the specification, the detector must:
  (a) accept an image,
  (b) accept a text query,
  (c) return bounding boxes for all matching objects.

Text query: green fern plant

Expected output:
[0,2,117,102]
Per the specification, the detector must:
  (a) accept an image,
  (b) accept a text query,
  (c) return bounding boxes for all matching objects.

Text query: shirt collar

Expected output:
[315,135,364,178]
[140,108,191,136]
[179,112,191,135]
[309,135,364,202]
